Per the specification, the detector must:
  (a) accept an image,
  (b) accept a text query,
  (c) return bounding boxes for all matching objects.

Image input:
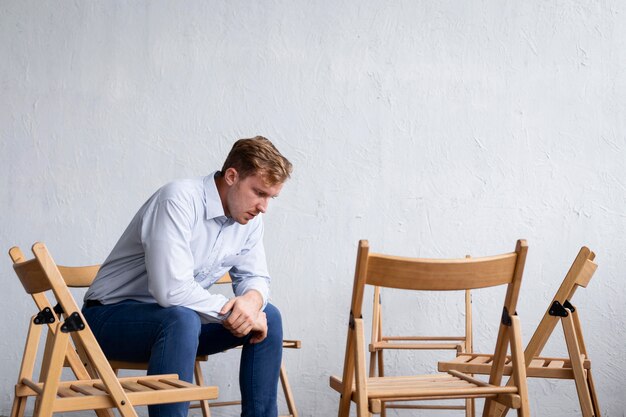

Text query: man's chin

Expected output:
[235,216,250,225]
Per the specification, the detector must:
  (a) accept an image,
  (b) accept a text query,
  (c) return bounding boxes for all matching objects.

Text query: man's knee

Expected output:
[160,306,202,341]
[263,303,283,343]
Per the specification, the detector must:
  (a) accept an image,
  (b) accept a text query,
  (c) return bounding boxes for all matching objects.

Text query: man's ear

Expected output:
[223,167,239,186]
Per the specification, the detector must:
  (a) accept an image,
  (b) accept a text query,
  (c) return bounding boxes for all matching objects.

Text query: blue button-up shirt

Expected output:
[85,172,270,323]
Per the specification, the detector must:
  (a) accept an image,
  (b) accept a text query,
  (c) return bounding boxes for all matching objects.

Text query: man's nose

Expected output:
[257,199,268,214]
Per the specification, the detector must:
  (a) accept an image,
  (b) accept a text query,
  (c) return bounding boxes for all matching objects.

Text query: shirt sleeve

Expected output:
[141,198,230,323]
[229,217,271,310]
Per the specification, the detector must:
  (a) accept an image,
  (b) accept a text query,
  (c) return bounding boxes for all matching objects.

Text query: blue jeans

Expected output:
[82,301,283,417]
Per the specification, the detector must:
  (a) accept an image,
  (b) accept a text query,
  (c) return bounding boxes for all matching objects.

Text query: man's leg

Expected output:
[198,303,283,417]
[82,300,201,417]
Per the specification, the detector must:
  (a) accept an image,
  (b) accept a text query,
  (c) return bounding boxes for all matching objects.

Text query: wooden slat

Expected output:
[50,385,219,412]
[469,356,492,364]
[529,359,545,368]
[160,378,198,389]
[547,360,565,369]
[366,252,518,291]
[12,258,51,294]
[371,342,463,350]
[118,381,153,392]
[137,379,176,391]
[438,354,580,379]
[575,260,597,288]
[57,386,84,398]
[282,339,302,349]
[331,372,519,399]
[383,336,466,341]
[70,383,108,396]
[58,265,100,287]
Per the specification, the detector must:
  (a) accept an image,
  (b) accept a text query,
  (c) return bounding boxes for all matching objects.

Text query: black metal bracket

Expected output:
[349,312,355,329]
[34,307,56,325]
[61,312,85,333]
[549,300,569,317]
[501,307,512,326]
[563,299,576,313]
[53,303,64,316]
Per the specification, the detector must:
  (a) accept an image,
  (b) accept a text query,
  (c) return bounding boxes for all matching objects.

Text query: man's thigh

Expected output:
[197,321,248,355]
[82,300,199,362]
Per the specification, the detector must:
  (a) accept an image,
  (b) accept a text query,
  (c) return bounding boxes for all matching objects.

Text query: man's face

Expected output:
[224,170,284,225]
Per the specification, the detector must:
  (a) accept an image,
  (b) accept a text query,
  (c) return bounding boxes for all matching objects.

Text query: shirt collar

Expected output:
[204,171,230,222]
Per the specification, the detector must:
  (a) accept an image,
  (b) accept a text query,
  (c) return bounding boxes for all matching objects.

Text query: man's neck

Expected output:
[214,173,230,217]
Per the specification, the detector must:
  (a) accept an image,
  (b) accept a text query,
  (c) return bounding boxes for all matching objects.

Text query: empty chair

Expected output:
[439,246,601,417]
[330,239,530,417]
[369,282,474,416]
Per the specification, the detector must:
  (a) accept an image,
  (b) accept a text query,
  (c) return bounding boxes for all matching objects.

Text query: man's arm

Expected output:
[220,218,271,342]
[141,197,230,323]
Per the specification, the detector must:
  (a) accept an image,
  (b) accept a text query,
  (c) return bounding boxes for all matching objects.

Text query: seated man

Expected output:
[83,136,293,417]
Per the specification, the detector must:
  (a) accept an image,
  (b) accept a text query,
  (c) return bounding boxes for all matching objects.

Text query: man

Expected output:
[83,136,292,417]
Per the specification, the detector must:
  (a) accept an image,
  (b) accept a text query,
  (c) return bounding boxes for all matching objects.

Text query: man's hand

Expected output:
[249,311,267,344]
[220,290,267,343]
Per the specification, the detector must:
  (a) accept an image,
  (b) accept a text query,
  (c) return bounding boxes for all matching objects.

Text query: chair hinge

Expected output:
[549,300,569,317]
[563,299,575,313]
[53,303,65,315]
[61,312,86,333]
[33,307,56,325]
[501,307,512,326]
[348,312,362,329]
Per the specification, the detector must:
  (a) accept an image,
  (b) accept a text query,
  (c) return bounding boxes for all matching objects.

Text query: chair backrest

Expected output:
[11,243,85,318]
[350,240,528,325]
[523,246,597,360]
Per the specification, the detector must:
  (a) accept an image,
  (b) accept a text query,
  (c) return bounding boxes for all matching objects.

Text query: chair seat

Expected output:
[438,353,591,380]
[17,374,218,413]
[330,372,518,400]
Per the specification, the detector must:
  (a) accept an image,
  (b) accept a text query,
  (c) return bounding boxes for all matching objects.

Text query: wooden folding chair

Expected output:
[369,283,474,416]
[8,242,218,417]
[53,260,300,417]
[330,239,530,417]
[439,246,601,417]
[109,273,301,417]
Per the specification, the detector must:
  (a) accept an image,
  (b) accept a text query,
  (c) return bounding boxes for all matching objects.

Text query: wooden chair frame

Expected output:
[9,242,218,417]
[330,239,530,417]
[439,246,601,417]
[369,283,474,417]
[54,258,300,417]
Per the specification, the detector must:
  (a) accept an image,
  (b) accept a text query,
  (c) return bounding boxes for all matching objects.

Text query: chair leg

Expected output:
[35,324,69,417]
[10,393,27,417]
[510,316,530,417]
[369,351,377,377]
[516,404,530,417]
[193,360,212,417]
[466,398,474,417]
[279,361,298,417]
[562,315,594,417]
[586,370,601,417]
[354,319,370,417]
[377,350,384,377]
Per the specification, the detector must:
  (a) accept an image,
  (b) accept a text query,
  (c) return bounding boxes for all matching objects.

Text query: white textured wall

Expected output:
[2,1,625,416]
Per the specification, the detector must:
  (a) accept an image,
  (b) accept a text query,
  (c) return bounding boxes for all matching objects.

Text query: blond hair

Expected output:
[221,136,292,185]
